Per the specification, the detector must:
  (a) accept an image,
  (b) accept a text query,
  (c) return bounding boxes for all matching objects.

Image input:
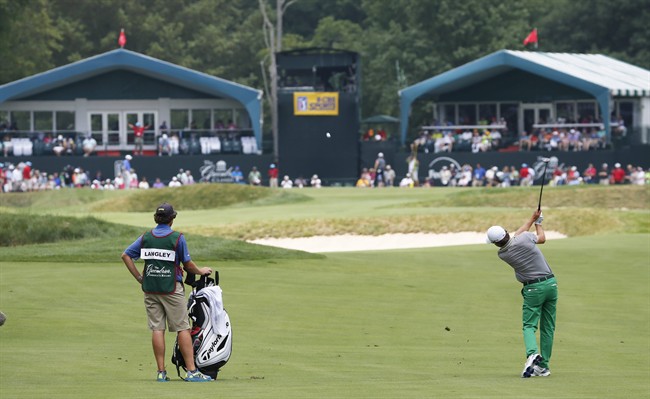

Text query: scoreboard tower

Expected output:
[277,48,361,183]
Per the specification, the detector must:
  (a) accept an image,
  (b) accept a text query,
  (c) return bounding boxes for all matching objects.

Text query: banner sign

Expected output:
[293,92,339,116]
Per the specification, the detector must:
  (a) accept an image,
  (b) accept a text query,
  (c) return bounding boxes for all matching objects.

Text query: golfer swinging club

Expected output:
[486,208,558,378]
[121,203,214,382]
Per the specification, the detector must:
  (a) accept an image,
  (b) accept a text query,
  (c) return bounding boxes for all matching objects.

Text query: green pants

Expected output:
[521,277,558,369]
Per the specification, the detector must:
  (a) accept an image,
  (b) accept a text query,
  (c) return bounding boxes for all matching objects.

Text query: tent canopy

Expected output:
[0,48,264,147]
[398,50,650,145]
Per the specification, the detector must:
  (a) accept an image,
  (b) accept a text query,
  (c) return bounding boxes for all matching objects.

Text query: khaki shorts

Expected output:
[144,282,190,332]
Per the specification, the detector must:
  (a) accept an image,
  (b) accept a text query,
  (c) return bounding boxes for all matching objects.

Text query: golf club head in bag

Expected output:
[172,271,232,380]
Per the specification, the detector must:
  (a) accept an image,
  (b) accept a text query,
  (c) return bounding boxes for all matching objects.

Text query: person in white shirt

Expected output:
[168,176,182,187]
[138,177,150,189]
[82,135,97,157]
[310,174,322,188]
[631,167,646,185]
[399,173,414,188]
[280,175,293,188]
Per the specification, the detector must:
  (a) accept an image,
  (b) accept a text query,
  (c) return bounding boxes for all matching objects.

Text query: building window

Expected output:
[34,111,53,131]
[555,102,575,123]
[441,104,456,124]
[55,111,75,132]
[616,101,634,126]
[478,104,497,125]
[170,110,189,130]
[499,103,518,135]
[10,111,30,131]
[458,104,476,125]
[576,101,597,123]
[192,109,211,130]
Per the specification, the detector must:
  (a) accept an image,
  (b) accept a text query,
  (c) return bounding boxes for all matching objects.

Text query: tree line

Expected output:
[1,0,648,130]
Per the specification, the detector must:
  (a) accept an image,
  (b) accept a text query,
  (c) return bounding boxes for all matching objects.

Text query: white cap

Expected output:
[614,163,621,168]
[486,226,507,244]
[378,152,384,157]
[125,154,132,160]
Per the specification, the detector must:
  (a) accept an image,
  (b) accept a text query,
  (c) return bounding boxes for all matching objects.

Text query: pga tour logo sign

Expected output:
[297,96,308,112]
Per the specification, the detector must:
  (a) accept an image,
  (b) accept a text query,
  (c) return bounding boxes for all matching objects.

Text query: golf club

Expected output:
[537,158,550,210]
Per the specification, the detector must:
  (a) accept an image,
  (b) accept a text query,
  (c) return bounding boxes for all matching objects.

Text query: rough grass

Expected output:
[188,207,647,240]
[0,184,310,212]
[189,209,650,240]
[410,184,650,210]
[0,213,140,246]
[87,184,311,212]
[0,213,320,261]
[1,185,648,244]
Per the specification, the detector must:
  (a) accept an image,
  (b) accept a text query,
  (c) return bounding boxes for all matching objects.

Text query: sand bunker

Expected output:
[249,231,567,253]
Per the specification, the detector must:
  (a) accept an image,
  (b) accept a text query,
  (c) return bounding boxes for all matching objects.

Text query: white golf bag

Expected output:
[171,273,232,380]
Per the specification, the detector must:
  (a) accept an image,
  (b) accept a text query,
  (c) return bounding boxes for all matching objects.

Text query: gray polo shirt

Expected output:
[498,232,553,283]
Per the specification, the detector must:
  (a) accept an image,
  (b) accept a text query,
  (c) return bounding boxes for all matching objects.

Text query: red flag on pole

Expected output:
[523,28,538,47]
[118,29,127,48]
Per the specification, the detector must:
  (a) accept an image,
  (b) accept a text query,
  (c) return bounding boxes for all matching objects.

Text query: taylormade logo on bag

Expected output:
[140,248,176,261]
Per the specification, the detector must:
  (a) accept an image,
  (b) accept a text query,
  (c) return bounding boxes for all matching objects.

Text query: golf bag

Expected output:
[171,272,232,380]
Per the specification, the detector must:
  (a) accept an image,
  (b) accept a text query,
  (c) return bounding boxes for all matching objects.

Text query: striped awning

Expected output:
[508,51,650,97]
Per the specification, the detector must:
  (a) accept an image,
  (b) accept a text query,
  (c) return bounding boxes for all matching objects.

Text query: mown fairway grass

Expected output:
[0,185,649,398]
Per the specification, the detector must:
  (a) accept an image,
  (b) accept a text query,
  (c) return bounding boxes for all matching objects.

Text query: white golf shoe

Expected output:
[521,353,542,378]
[533,365,551,377]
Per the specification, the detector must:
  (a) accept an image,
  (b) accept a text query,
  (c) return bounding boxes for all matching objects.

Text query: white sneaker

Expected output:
[533,365,551,377]
[521,354,542,378]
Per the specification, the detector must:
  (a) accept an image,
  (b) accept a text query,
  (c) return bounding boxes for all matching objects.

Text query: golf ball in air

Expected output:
[326,132,331,138]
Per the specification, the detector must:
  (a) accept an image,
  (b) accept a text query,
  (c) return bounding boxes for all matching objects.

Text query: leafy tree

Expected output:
[2,0,648,139]
[0,0,61,84]
[535,0,650,69]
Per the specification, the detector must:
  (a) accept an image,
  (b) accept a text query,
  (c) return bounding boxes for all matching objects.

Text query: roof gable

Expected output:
[0,48,263,146]
[398,49,650,144]
[18,70,218,101]
[0,48,261,104]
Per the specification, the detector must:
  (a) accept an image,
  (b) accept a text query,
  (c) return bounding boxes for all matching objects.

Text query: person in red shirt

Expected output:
[268,163,279,188]
[129,122,149,155]
[611,163,626,184]
[22,161,32,181]
[583,163,597,184]
[552,166,565,186]
[519,163,532,186]
[0,164,6,192]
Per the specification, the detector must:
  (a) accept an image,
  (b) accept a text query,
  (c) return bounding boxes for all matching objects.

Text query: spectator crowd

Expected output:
[355,157,649,189]
[412,124,612,154]
[0,159,328,193]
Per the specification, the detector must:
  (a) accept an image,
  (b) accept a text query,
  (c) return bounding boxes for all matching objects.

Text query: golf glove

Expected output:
[535,213,544,225]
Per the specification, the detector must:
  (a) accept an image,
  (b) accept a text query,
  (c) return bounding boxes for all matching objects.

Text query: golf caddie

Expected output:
[486,209,558,378]
[121,202,214,382]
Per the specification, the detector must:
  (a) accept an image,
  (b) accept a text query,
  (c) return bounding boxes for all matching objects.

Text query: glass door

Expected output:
[89,112,121,149]
[519,104,553,134]
[124,111,157,149]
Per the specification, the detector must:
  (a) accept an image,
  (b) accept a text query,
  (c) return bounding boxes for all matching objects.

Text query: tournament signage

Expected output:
[293,92,339,116]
